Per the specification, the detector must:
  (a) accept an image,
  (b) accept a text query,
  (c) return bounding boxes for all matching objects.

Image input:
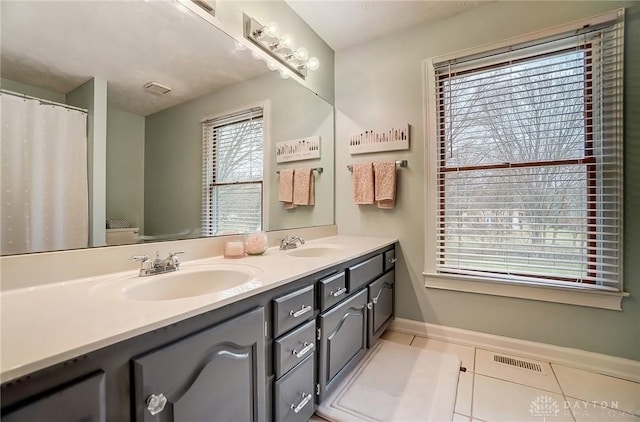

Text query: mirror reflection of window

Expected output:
[202,107,264,236]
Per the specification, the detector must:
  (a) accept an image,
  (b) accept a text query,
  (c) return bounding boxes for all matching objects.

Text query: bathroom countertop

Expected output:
[0,235,396,383]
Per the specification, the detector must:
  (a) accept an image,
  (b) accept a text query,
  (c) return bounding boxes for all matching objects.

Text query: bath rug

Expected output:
[316,339,460,422]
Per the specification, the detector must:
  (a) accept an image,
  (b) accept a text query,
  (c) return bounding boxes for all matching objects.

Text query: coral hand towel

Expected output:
[352,163,374,204]
[293,168,314,206]
[374,161,396,209]
[278,168,295,208]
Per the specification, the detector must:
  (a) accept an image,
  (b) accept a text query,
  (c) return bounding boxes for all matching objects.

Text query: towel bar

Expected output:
[347,160,407,172]
[276,167,323,175]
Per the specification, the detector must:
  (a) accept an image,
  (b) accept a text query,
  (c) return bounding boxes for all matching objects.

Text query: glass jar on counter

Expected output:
[244,232,269,255]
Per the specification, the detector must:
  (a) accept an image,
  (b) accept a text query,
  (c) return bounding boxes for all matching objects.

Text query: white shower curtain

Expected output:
[1,93,89,254]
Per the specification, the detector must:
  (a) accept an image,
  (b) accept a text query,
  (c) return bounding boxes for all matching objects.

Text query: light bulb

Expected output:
[306,57,320,70]
[279,70,290,79]
[279,34,294,50]
[264,21,280,38]
[266,61,278,71]
[294,47,309,61]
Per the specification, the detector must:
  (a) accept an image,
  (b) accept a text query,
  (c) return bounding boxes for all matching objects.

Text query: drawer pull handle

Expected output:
[291,392,312,414]
[146,393,167,415]
[330,287,347,297]
[388,257,397,264]
[292,342,314,358]
[290,305,312,318]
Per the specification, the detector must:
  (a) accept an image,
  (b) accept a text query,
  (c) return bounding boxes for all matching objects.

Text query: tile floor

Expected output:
[310,330,640,422]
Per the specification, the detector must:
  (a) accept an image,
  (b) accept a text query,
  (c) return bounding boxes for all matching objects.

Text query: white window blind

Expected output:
[202,107,263,236]
[431,12,623,289]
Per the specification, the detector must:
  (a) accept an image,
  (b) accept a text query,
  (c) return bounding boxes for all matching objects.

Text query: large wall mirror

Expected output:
[0,0,334,256]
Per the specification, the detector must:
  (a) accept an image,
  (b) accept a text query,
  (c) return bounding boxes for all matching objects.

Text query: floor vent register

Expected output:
[493,354,544,373]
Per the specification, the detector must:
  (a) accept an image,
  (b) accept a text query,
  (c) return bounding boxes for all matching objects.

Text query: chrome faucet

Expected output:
[130,251,185,277]
[279,235,305,250]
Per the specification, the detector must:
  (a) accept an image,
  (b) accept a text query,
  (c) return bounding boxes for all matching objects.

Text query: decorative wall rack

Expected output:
[349,124,409,155]
[276,136,321,163]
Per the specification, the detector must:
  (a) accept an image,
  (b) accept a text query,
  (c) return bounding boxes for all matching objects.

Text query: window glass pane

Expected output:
[215,119,263,183]
[441,51,586,168]
[441,165,588,279]
[209,184,262,235]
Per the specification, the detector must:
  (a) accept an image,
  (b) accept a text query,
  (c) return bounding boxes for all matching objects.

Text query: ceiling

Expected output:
[285,0,490,50]
[1,1,491,116]
[0,1,267,116]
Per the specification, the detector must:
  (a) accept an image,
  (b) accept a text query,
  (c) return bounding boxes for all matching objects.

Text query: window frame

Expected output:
[436,46,597,284]
[201,101,271,236]
[422,10,627,310]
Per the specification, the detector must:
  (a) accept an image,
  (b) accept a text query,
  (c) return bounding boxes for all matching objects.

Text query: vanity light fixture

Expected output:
[243,13,319,79]
[266,61,278,71]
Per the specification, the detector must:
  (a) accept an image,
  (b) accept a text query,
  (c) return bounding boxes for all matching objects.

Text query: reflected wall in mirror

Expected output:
[0,0,334,256]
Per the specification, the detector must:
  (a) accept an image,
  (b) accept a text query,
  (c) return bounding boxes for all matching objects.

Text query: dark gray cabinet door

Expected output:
[1,372,106,422]
[131,307,266,422]
[368,270,395,347]
[317,289,367,403]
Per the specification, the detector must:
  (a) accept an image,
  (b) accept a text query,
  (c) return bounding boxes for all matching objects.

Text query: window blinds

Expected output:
[432,12,623,288]
[202,107,263,236]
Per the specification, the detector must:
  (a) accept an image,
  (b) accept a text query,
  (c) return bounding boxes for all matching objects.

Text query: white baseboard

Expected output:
[389,318,640,383]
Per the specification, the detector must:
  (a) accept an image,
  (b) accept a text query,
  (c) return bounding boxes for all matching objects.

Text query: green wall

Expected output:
[106,107,145,232]
[335,1,640,360]
[66,78,108,248]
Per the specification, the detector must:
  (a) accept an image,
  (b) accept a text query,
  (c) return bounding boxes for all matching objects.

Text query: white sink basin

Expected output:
[287,246,343,258]
[122,266,260,301]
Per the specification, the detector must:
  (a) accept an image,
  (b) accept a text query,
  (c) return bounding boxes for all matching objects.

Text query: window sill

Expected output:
[423,273,628,311]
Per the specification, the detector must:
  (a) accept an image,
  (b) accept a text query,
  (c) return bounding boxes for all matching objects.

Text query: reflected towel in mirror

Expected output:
[278,168,294,208]
[293,168,315,206]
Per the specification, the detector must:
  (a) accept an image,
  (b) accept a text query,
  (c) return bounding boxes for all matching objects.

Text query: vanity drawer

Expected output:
[384,248,396,271]
[347,254,383,292]
[318,271,347,311]
[274,354,315,422]
[273,284,315,337]
[274,319,316,379]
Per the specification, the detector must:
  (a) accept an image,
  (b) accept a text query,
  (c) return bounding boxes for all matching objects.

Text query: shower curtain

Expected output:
[1,93,89,255]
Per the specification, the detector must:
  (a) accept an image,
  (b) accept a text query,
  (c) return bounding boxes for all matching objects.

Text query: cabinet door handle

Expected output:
[290,392,312,414]
[146,393,167,415]
[372,287,384,305]
[330,287,347,298]
[388,257,397,264]
[290,305,312,318]
[292,342,314,358]
[367,302,373,310]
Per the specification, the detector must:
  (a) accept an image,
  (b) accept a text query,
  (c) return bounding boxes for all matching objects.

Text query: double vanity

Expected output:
[0,235,397,421]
